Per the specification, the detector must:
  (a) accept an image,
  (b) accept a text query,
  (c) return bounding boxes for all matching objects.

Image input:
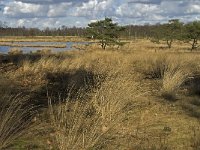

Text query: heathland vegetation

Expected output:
[0,18,200,149]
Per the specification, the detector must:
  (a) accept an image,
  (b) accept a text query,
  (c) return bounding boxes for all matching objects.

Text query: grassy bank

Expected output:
[0,38,200,149]
[0,42,67,48]
[0,36,88,42]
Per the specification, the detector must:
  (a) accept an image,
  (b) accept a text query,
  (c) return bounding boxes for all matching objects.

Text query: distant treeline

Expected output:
[0,22,160,38]
[0,26,87,36]
[1,20,200,50]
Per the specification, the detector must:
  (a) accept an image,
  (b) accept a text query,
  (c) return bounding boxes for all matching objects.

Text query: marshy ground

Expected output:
[0,36,200,150]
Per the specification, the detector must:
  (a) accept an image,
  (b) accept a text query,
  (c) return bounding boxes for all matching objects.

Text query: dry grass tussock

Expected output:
[49,74,142,150]
[161,66,191,100]
[66,50,132,75]
[0,94,36,149]
[136,53,198,79]
[8,48,23,55]
[131,52,200,100]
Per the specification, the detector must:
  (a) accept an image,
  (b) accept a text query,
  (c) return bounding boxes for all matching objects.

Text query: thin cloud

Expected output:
[128,0,161,5]
[14,0,90,5]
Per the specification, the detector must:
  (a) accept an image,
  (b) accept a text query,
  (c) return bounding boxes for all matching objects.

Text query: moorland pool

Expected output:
[0,41,92,53]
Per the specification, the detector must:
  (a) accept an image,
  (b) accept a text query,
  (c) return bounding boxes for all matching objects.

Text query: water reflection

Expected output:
[0,41,92,53]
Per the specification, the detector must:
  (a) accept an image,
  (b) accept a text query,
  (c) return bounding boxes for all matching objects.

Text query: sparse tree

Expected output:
[151,19,183,48]
[86,18,125,49]
[164,19,183,48]
[183,21,200,50]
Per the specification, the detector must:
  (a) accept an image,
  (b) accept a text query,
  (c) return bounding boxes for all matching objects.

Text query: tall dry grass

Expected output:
[8,48,23,55]
[3,42,200,149]
[7,49,200,100]
[161,67,190,100]
[0,94,36,149]
[7,49,133,91]
[49,99,103,150]
[5,49,142,149]
[48,72,142,150]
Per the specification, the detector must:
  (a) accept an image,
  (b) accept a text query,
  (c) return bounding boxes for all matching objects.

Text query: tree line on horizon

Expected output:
[1,18,200,50]
[0,20,161,38]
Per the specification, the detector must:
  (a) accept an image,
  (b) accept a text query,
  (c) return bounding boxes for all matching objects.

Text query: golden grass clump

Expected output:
[8,48,23,55]
[66,50,132,76]
[143,54,172,79]
[8,57,65,87]
[92,75,141,125]
[134,52,200,80]
[49,73,141,150]
[0,95,36,149]
[49,99,104,150]
[161,66,191,100]
[35,49,52,55]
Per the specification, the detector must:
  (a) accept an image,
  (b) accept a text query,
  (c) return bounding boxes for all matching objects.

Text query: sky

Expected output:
[0,0,200,28]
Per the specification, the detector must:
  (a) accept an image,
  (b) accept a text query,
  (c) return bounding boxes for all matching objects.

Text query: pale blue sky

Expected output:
[0,0,200,28]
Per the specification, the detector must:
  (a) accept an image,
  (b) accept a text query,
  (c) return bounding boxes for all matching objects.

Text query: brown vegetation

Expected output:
[0,38,200,149]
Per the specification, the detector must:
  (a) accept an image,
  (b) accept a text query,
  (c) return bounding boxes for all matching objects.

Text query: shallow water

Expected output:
[0,41,92,53]
[0,46,10,53]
